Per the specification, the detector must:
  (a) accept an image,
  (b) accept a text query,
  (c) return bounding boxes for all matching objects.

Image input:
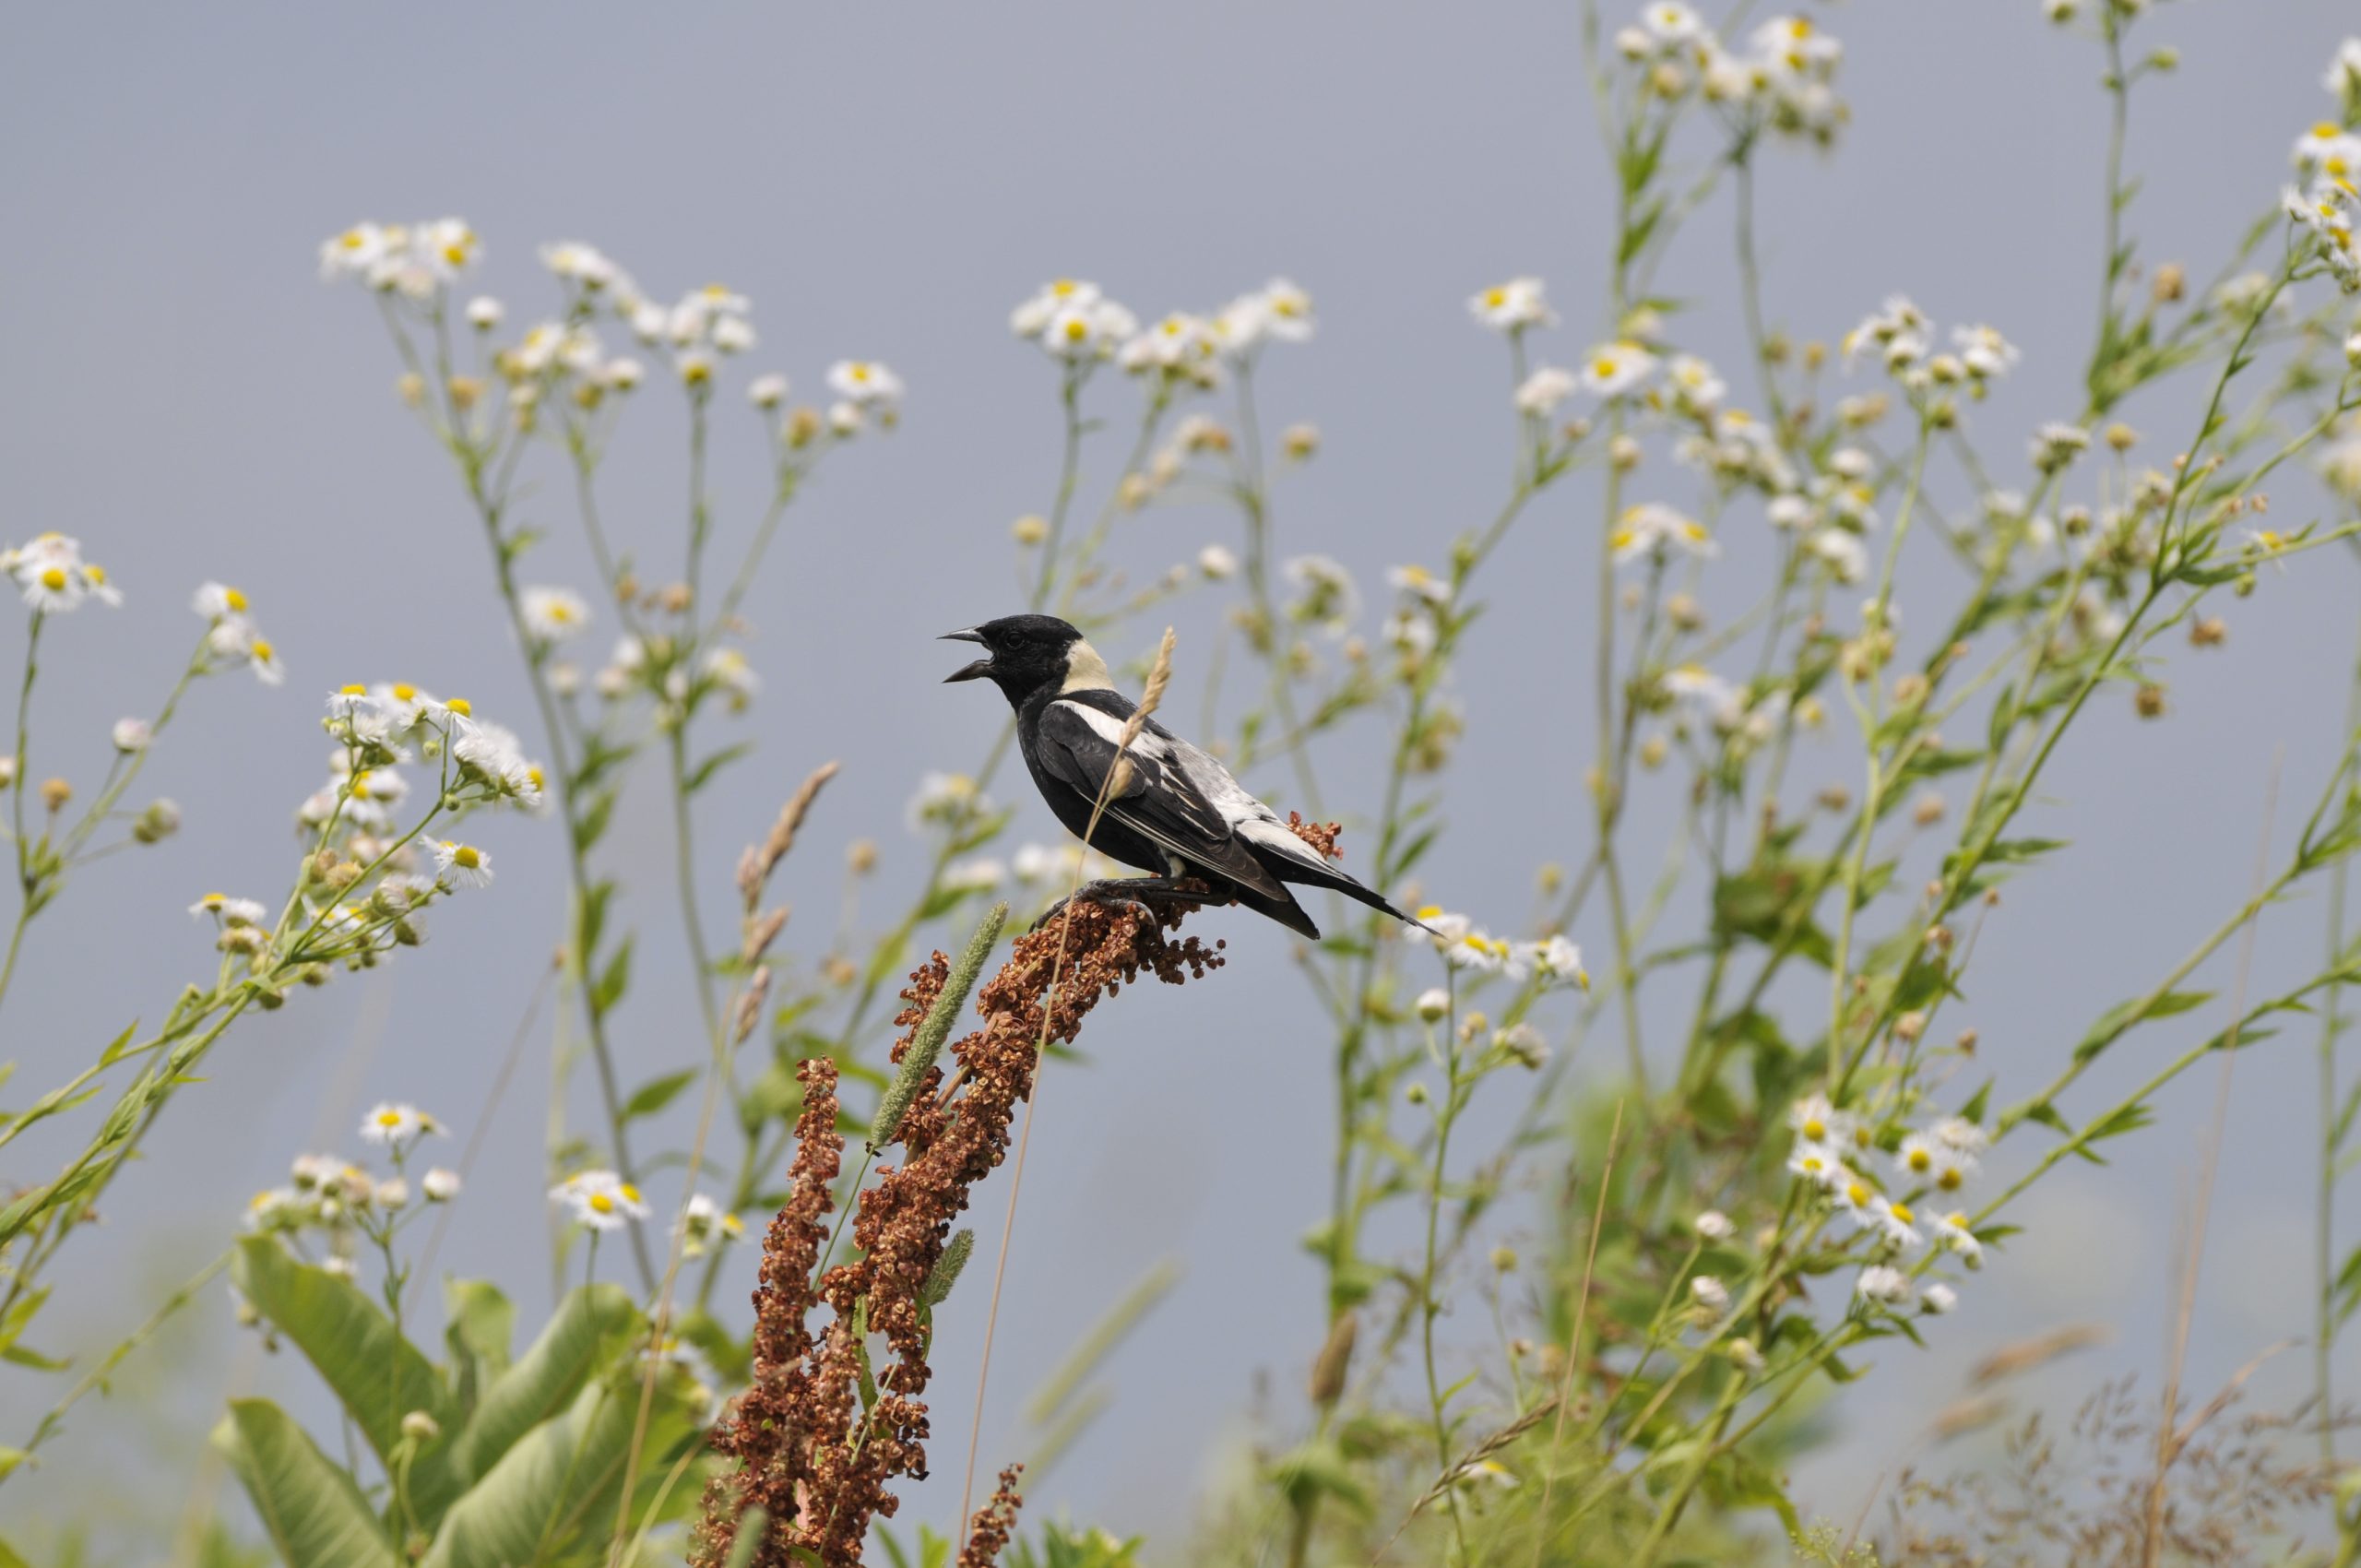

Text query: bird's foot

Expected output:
[1028,878,1204,934]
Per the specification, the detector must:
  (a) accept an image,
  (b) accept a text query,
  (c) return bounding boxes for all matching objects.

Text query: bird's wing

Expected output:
[1153,723,1344,876]
[1035,701,1289,900]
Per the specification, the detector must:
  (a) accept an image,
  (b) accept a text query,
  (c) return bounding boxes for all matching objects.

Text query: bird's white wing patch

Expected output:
[1051,698,1172,759]
[1167,738,1335,872]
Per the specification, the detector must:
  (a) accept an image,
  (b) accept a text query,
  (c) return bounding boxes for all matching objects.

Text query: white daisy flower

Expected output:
[433,840,494,889]
[1856,1265,1914,1307]
[679,1192,745,1257]
[1581,340,1658,397]
[188,892,268,925]
[521,587,591,647]
[1786,1142,1848,1189]
[1513,365,1577,416]
[748,373,789,409]
[1809,529,1869,584]
[112,718,151,753]
[1387,564,1453,605]
[1694,1210,1735,1241]
[1468,277,1556,332]
[1258,278,1316,343]
[192,582,252,622]
[1198,544,1240,579]
[360,1101,442,1148]
[1932,1210,1984,1267]
[1011,279,1103,339]
[421,1168,462,1203]
[550,1170,650,1232]
[1920,1282,1959,1316]
[1690,1275,1730,1313]
[1666,354,1726,411]
[826,360,905,410]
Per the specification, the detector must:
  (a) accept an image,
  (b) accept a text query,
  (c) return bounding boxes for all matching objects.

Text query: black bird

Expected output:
[943,613,1425,940]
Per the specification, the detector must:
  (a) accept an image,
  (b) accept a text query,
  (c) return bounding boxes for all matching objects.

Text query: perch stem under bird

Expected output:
[941,614,1431,940]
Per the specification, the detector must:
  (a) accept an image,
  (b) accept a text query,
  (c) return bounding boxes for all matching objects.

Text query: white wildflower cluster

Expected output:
[679,1192,744,1258]
[587,630,762,724]
[1782,1092,1987,1319]
[1,533,120,616]
[1840,295,2020,397]
[1381,564,1453,665]
[2284,120,2361,291]
[1012,278,1140,362]
[241,1106,458,1282]
[1012,275,1311,398]
[1284,554,1359,639]
[1612,8,1847,146]
[551,1169,651,1233]
[1416,908,1588,990]
[194,581,285,685]
[1610,503,1717,567]
[225,685,535,976]
[1660,663,1795,749]
[316,220,482,298]
[907,770,994,836]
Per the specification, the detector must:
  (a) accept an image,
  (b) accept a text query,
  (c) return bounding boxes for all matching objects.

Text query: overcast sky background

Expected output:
[6,2,2361,1559]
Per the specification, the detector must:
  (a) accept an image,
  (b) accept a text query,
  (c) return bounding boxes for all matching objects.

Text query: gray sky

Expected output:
[6,1,2361,1556]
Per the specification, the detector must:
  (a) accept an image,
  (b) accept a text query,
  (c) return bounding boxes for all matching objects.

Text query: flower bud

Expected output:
[400,1410,441,1443]
[39,778,70,812]
[1415,988,1450,1023]
[422,1168,461,1202]
[132,798,183,844]
[1012,514,1049,546]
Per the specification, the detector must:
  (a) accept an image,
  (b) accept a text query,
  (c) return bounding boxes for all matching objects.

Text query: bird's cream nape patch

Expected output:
[1060,637,1116,693]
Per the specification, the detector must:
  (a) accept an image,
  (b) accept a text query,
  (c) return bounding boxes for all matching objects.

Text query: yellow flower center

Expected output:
[452,846,481,870]
[1050,279,1079,297]
[703,283,731,299]
[1062,317,1088,341]
[201,892,225,908]
[1416,905,1443,921]
[341,683,366,695]
[392,683,415,701]
[589,1191,614,1215]
[85,564,106,585]
[1845,1181,1870,1207]
[377,1110,403,1127]
[528,766,545,791]
[2317,121,2343,140]
[1484,287,1508,309]
[1593,357,1619,378]
[620,1183,641,1203]
[848,363,872,381]
[1801,1117,1826,1142]
[251,639,275,661]
[39,567,65,591]
[340,230,367,251]
[226,587,248,612]
[446,697,471,716]
[1907,1147,1931,1172]
[1889,1201,1915,1226]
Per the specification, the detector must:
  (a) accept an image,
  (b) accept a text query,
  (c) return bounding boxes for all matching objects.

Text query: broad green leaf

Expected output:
[447,1283,638,1484]
[591,938,634,1019]
[420,1366,702,1568]
[444,1279,515,1415]
[210,1399,397,1568]
[686,742,753,794]
[231,1238,459,1518]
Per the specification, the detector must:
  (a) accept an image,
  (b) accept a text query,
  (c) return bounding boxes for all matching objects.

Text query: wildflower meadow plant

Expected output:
[8,6,2361,1568]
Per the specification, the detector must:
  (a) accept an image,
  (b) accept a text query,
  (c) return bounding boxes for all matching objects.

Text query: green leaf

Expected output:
[591,938,634,1020]
[2073,989,2211,1065]
[210,1399,397,1568]
[447,1283,640,1486]
[686,743,753,794]
[623,1069,696,1122]
[231,1238,459,1518]
[420,1367,701,1568]
[444,1279,515,1416]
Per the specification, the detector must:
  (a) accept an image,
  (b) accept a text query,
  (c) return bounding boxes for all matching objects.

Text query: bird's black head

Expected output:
[941,613,1109,707]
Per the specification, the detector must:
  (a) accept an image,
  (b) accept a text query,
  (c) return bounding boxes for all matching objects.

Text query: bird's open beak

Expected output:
[940,628,992,683]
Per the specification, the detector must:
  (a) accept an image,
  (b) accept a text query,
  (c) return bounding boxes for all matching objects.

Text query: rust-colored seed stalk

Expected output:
[693,897,1225,1567]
